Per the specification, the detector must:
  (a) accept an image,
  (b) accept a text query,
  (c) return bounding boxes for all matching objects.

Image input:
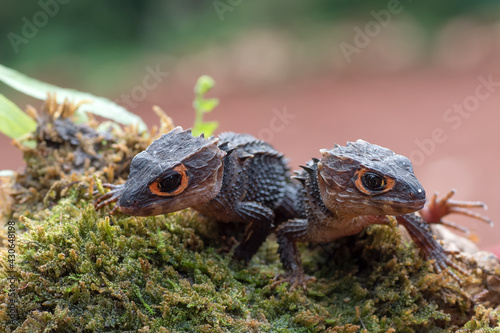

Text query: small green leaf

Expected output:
[194,75,215,96]
[192,121,218,137]
[0,94,37,139]
[193,98,219,113]
[0,64,147,132]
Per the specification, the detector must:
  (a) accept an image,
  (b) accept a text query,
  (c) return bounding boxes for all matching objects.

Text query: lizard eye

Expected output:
[362,172,385,191]
[354,169,395,195]
[158,173,182,193]
[149,164,189,196]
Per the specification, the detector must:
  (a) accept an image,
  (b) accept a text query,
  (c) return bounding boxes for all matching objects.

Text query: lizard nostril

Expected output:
[409,188,426,205]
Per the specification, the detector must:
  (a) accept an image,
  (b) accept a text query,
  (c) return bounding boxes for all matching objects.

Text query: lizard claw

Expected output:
[270,272,316,291]
[419,189,493,230]
[94,183,124,213]
[397,214,468,284]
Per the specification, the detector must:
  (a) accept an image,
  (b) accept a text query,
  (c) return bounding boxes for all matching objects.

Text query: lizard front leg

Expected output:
[94,183,125,214]
[273,219,316,290]
[349,213,470,283]
[233,222,272,263]
[398,190,493,283]
[232,202,275,263]
[396,213,469,283]
[273,215,393,290]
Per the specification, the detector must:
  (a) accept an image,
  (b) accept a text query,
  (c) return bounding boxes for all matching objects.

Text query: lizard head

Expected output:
[316,139,426,217]
[117,126,225,216]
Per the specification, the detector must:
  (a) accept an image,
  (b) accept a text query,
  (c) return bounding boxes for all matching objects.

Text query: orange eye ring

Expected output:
[149,164,189,196]
[354,168,395,195]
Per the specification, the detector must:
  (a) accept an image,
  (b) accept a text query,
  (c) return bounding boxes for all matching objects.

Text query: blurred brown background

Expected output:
[1,1,499,249]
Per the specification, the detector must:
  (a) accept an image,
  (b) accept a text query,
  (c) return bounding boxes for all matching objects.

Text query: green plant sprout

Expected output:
[191,75,219,137]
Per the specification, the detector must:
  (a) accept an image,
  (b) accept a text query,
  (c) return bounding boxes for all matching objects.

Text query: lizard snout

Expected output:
[406,185,426,209]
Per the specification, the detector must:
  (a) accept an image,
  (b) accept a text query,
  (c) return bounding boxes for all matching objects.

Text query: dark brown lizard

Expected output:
[95,126,296,262]
[275,139,492,288]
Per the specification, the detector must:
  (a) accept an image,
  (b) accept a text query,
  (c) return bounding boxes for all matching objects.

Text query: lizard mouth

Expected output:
[119,205,137,214]
[388,185,426,211]
[119,202,166,216]
[404,198,426,210]
[389,198,426,212]
[118,196,158,216]
[118,203,145,216]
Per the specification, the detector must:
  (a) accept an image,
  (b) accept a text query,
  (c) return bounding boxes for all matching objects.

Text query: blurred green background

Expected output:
[2,0,500,94]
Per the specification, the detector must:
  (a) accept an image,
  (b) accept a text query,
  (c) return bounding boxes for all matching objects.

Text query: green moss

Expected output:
[2,186,499,332]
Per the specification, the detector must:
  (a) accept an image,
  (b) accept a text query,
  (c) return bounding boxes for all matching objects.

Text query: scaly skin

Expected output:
[275,140,491,289]
[95,127,296,263]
